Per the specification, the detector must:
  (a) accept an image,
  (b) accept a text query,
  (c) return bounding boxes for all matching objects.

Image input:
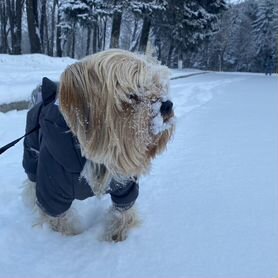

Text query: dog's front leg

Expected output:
[104,206,139,242]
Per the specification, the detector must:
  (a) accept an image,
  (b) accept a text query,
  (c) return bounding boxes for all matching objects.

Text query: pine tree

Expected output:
[231,1,257,71]
[129,0,166,53]
[193,0,258,72]
[153,0,227,67]
[59,0,110,56]
[59,0,93,57]
[252,0,278,70]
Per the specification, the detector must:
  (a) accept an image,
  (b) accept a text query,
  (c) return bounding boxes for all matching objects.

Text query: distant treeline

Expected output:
[0,0,277,72]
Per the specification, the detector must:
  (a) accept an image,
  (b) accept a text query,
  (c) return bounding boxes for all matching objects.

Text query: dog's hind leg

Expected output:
[22,179,82,235]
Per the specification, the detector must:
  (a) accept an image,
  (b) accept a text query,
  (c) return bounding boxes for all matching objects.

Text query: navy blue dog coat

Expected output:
[23,78,138,217]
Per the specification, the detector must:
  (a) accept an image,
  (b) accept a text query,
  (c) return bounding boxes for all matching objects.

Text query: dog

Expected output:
[22,49,175,241]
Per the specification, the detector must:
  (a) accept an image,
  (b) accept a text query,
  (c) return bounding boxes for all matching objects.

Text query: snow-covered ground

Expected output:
[0,54,75,104]
[0,55,277,277]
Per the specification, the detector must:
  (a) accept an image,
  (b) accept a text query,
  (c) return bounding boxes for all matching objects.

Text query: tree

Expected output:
[197,1,257,72]
[8,0,25,54]
[110,0,126,48]
[59,0,85,57]
[59,0,109,57]
[252,0,278,71]
[129,0,166,53]
[0,1,9,53]
[40,0,48,53]
[153,0,227,67]
[0,0,24,54]
[26,0,41,53]
[230,1,257,71]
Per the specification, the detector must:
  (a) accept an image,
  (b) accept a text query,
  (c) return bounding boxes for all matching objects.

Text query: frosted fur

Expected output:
[151,101,175,135]
[59,49,175,184]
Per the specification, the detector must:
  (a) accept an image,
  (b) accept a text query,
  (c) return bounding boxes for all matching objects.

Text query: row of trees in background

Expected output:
[0,0,227,64]
[0,0,227,65]
[0,0,277,72]
[191,0,278,72]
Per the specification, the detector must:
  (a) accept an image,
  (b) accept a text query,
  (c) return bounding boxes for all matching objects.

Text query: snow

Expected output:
[0,55,278,277]
[0,54,75,104]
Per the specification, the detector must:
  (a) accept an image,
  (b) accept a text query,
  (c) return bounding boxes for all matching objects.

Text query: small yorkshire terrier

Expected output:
[22,49,175,241]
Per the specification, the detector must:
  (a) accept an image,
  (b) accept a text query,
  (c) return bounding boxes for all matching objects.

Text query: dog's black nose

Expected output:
[160,100,173,116]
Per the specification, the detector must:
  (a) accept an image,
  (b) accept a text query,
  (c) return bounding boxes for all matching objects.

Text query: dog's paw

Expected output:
[103,207,139,242]
[39,208,83,236]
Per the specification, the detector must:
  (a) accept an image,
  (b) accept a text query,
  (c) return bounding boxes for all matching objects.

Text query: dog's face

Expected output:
[59,49,175,178]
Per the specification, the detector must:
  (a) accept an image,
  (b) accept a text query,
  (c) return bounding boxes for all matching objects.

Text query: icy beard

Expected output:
[151,98,175,136]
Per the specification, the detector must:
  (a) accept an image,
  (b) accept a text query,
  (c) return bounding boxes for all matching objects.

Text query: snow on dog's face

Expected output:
[59,49,175,178]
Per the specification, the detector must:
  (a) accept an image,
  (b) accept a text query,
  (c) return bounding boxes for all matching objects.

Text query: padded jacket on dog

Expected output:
[23,77,139,217]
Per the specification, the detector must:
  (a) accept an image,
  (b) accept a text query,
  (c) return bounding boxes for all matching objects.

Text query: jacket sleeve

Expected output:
[22,103,42,182]
[109,178,139,210]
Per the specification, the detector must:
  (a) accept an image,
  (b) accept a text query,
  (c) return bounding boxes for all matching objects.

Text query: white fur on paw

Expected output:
[103,207,139,242]
[38,208,83,236]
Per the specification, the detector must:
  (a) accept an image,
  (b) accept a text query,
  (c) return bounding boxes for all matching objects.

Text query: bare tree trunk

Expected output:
[218,54,222,72]
[92,24,97,53]
[138,16,151,53]
[102,18,107,50]
[86,26,91,55]
[155,37,162,61]
[44,5,50,55]
[6,0,16,52]
[110,8,122,48]
[97,24,101,51]
[65,37,70,57]
[40,0,47,53]
[177,48,183,69]
[129,17,139,52]
[14,0,24,54]
[26,0,41,53]
[56,3,62,57]
[0,1,9,53]
[71,26,75,58]
[49,0,55,56]
[6,0,24,54]
[131,18,138,42]
[167,41,174,67]
[98,20,103,51]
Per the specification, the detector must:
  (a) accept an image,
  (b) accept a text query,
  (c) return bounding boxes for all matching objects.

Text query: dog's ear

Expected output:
[59,63,89,137]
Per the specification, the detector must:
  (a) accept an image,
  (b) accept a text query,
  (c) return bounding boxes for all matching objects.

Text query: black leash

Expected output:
[0,125,40,155]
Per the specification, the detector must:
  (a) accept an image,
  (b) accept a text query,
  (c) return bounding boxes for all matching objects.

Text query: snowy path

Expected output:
[165,73,278,277]
[0,72,277,277]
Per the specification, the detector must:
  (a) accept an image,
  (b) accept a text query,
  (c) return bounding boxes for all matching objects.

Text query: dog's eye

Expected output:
[129,94,139,102]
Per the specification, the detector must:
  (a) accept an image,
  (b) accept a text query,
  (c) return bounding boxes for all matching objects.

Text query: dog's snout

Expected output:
[160,100,173,116]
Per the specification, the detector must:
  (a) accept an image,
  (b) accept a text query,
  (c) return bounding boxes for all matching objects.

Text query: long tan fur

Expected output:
[59,49,174,192]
